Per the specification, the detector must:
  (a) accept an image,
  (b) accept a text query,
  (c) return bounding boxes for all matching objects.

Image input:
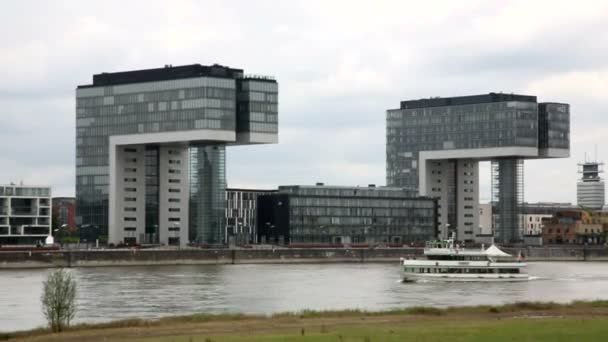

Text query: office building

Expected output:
[257,184,437,245]
[0,184,52,245]
[76,64,278,246]
[577,161,605,210]
[387,93,570,243]
[225,188,276,245]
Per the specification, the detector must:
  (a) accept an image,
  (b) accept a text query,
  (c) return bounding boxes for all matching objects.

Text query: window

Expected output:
[168,179,181,184]
[124,197,136,202]
[124,148,137,153]
[125,187,137,192]
[124,227,136,231]
[168,208,180,212]
[124,217,136,222]
[168,198,180,203]
[169,159,181,165]
[168,169,181,174]
[124,178,136,182]
[125,167,137,173]
[168,218,181,222]
[124,207,136,212]
[168,188,181,193]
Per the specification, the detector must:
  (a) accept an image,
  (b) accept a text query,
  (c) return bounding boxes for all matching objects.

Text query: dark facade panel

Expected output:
[399,93,537,110]
[80,64,245,88]
[538,102,570,150]
[257,194,290,244]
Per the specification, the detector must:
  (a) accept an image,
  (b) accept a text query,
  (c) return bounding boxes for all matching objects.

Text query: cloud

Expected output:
[0,0,607,205]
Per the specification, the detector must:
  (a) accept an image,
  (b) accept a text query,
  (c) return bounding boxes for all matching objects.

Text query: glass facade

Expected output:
[538,103,570,150]
[237,79,279,134]
[144,147,159,243]
[258,186,437,245]
[76,64,279,244]
[387,95,540,188]
[189,145,226,245]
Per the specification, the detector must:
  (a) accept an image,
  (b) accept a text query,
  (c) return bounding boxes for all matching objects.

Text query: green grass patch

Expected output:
[134,317,608,342]
[3,300,608,341]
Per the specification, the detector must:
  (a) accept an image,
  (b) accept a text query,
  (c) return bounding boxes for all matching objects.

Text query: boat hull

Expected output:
[401,272,530,282]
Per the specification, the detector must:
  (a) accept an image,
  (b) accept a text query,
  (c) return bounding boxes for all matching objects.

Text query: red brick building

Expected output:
[52,197,76,233]
[542,210,606,245]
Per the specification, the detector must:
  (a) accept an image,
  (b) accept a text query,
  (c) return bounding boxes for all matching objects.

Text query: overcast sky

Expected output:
[1,0,607,203]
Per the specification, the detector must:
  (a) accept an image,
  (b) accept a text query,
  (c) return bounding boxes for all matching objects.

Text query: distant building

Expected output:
[541,210,605,245]
[225,188,276,245]
[386,93,570,243]
[52,197,76,233]
[257,184,437,245]
[577,161,605,210]
[521,214,552,236]
[0,184,52,245]
[477,202,574,244]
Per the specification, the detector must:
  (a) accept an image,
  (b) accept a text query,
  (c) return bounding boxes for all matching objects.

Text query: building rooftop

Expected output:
[398,93,537,110]
[278,184,412,191]
[78,64,249,88]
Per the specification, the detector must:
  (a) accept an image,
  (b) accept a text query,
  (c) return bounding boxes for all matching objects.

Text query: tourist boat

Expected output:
[401,237,528,282]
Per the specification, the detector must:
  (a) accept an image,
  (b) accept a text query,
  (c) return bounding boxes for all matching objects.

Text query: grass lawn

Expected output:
[5,301,608,342]
[137,317,608,342]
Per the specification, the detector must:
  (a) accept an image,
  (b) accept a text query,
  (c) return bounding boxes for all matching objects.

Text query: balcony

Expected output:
[11,208,36,216]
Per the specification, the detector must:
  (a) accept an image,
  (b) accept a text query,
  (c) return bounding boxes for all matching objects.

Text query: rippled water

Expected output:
[1,262,608,332]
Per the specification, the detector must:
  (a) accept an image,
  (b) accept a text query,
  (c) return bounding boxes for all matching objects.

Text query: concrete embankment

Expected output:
[0,248,423,269]
[0,246,606,269]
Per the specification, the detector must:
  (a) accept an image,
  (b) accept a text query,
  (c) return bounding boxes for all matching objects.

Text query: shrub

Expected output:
[41,268,77,332]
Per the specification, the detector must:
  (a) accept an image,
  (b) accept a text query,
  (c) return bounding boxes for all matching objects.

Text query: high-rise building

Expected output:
[76,64,278,246]
[386,93,570,243]
[0,184,52,245]
[577,161,605,210]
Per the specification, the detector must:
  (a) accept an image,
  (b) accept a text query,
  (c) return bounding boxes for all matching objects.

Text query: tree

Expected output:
[41,268,77,332]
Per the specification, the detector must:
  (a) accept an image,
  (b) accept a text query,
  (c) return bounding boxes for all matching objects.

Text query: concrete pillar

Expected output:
[456,159,479,242]
[424,159,450,239]
[158,145,190,247]
[109,145,146,245]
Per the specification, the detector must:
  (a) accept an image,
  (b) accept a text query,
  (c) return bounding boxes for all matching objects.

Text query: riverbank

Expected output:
[3,301,608,341]
[1,246,607,269]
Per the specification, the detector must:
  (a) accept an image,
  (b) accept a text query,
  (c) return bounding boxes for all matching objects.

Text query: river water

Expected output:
[1,262,608,332]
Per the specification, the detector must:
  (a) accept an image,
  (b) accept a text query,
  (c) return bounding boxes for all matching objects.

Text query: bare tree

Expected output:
[41,268,77,332]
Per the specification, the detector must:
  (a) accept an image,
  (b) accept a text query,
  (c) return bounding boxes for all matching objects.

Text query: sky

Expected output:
[1,0,607,203]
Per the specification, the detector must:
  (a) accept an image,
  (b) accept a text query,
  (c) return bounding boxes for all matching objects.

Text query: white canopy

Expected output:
[484,245,512,257]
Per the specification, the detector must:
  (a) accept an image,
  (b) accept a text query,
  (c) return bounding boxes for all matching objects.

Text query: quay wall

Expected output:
[0,246,606,269]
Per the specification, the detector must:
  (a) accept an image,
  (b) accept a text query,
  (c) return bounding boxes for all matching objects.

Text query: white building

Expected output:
[577,161,605,210]
[0,184,52,245]
[520,214,552,236]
